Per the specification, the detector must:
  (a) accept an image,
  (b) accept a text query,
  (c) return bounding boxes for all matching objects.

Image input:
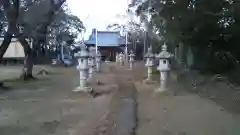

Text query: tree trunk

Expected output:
[0,33,12,88]
[0,24,14,89]
[22,54,34,79]
[0,0,18,87]
[18,36,35,80]
[18,0,66,80]
[0,31,13,61]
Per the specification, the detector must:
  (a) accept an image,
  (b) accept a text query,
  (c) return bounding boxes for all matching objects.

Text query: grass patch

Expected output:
[0,67,73,91]
[3,75,56,90]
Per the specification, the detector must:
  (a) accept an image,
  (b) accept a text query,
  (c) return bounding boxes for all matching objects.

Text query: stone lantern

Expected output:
[144,46,155,82]
[88,47,96,81]
[128,50,135,70]
[119,52,124,66]
[155,43,173,92]
[95,50,102,72]
[73,45,91,92]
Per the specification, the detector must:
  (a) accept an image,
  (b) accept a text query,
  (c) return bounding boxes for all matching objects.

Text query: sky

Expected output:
[67,0,130,40]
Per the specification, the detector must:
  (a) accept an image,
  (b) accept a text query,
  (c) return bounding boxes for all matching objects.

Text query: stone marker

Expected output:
[73,45,92,92]
[155,43,173,92]
[128,50,135,70]
[116,53,119,64]
[95,50,102,72]
[144,46,155,83]
[119,52,124,66]
[88,47,96,81]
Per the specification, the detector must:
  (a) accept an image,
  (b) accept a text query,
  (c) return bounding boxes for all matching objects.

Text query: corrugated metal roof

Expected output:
[85,30,125,47]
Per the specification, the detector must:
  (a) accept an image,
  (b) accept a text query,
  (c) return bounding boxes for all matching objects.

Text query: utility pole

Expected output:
[95,29,98,54]
[126,0,131,62]
[125,30,128,61]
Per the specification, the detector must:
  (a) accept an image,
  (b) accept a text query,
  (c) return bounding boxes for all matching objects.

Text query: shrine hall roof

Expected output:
[85,29,125,47]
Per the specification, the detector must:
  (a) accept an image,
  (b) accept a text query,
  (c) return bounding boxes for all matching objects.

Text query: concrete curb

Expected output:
[116,80,138,135]
[113,67,138,135]
[116,97,137,135]
[100,85,138,135]
[94,66,138,135]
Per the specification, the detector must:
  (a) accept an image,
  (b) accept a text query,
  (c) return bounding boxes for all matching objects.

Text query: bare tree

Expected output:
[0,0,67,80]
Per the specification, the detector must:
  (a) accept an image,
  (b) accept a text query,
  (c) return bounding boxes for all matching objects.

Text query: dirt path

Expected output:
[3,61,239,135]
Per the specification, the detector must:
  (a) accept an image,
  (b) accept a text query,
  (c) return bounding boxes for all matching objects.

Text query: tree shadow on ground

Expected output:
[0,75,56,93]
[131,61,240,114]
[0,67,67,93]
[175,71,240,114]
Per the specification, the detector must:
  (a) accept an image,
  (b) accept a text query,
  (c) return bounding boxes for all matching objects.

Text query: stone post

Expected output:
[116,53,119,64]
[95,50,102,72]
[119,52,124,66]
[155,43,173,92]
[144,46,155,83]
[88,47,96,81]
[128,50,135,70]
[73,45,92,92]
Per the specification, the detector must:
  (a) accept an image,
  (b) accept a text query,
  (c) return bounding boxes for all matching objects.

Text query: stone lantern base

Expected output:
[143,66,155,84]
[155,87,167,93]
[143,78,156,85]
[120,61,124,66]
[127,61,134,70]
[155,71,169,92]
[155,79,168,92]
[72,86,92,92]
[127,68,133,71]
[96,63,101,72]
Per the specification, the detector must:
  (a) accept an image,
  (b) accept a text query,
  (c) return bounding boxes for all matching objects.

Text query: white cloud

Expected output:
[66,0,129,40]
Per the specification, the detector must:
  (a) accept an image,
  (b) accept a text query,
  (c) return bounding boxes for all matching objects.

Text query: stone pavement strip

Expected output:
[92,64,137,135]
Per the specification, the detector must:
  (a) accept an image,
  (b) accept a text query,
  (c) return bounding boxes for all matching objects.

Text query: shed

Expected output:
[1,38,25,59]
